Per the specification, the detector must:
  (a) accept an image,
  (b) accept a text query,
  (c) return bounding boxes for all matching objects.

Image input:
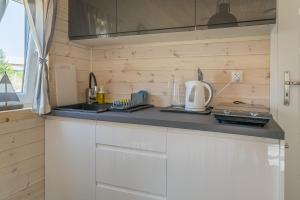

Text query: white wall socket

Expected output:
[231,71,243,83]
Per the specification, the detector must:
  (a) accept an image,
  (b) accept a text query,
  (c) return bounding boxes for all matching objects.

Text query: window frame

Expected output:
[6,0,37,106]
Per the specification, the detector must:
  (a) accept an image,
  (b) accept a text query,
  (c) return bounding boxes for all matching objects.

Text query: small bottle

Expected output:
[97,86,105,104]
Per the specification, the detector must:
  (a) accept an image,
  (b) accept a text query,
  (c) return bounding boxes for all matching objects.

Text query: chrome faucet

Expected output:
[86,72,98,104]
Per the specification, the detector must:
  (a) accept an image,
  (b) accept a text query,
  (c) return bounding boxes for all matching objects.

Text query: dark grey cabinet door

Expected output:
[196,0,276,28]
[69,0,117,38]
[117,0,195,33]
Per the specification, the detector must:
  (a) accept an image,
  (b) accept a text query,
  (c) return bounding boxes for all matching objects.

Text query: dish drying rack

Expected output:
[110,91,153,112]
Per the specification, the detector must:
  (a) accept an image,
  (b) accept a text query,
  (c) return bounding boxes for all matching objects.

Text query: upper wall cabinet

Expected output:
[68,0,276,40]
[117,0,195,34]
[69,0,117,38]
[196,0,276,29]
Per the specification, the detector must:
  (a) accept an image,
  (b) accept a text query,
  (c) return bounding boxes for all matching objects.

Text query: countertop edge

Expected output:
[48,109,285,140]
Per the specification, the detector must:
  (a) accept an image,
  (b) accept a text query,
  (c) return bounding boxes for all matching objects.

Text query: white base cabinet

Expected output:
[45,117,96,200]
[95,122,167,200]
[45,118,283,200]
[167,129,283,200]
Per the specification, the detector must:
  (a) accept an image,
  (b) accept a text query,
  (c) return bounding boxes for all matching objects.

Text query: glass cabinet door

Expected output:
[117,0,195,33]
[69,0,117,38]
[196,0,276,29]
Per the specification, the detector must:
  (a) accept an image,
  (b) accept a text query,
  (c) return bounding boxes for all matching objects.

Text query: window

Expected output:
[0,0,37,105]
[0,1,25,92]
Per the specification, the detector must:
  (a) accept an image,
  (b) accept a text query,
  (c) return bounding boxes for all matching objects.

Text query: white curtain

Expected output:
[23,0,57,115]
[22,33,38,104]
[0,0,9,22]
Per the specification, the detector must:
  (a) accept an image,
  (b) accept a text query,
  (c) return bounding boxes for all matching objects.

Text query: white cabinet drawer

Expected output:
[96,145,167,196]
[96,184,166,200]
[96,122,167,152]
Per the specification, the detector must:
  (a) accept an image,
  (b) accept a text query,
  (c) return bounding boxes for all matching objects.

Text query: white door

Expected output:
[272,0,300,199]
[45,118,96,200]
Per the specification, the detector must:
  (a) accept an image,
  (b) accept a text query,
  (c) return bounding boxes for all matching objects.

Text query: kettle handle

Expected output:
[203,82,213,107]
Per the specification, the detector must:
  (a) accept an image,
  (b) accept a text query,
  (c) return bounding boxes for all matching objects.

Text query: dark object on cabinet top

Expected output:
[212,103,272,126]
[207,1,238,29]
[160,106,212,115]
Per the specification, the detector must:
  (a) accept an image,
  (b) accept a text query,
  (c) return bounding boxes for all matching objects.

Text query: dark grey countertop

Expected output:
[49,107,284,140]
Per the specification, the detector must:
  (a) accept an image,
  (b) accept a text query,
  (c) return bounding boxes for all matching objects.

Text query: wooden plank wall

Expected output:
[49,0,91,105]
[0,0,79,199]
[48,0,271,108]
[91,37,271,107]
[0,110,45,200]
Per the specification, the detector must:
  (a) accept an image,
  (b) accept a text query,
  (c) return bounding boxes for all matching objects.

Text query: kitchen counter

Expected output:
[49,107,284,140]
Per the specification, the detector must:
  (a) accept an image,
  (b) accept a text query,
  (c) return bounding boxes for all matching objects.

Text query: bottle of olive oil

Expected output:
[97,86,105,104]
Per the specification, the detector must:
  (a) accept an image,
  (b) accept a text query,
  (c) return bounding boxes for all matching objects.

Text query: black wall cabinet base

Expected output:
[69,0,117,38]
[68,0,276,40]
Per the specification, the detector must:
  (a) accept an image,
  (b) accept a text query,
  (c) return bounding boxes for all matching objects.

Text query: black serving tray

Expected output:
[160,106,212,115]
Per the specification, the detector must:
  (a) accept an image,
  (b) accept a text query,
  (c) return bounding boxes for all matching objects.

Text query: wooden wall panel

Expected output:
[1,0,91,196]
[49,0,271,108]
[91,37,271,107]
[49,0,91,105]
[0,111,45,200]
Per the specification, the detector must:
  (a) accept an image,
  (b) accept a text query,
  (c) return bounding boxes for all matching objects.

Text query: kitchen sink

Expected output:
[54,103,112,113]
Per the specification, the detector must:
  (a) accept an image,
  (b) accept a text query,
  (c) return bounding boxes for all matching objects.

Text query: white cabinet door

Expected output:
[167,129,282,200]
[45,117,96,200]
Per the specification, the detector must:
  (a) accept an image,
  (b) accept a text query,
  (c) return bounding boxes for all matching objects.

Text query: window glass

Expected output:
[0,0,25,93]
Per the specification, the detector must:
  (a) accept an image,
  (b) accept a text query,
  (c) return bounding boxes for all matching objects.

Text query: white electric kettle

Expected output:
[185,81,213,111]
